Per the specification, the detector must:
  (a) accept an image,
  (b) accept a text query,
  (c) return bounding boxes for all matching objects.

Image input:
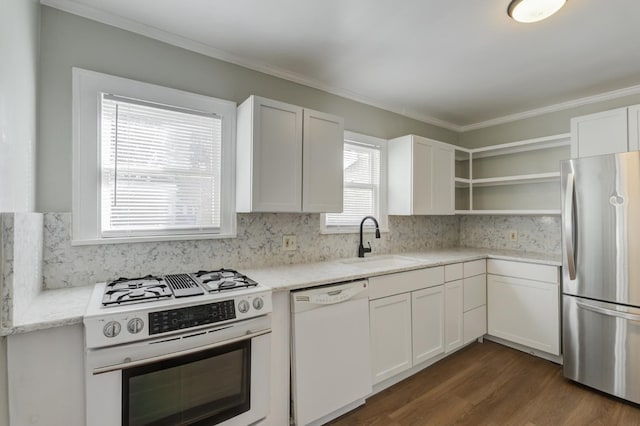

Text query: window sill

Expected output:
[71,232,237,246]
[320,227,390,235]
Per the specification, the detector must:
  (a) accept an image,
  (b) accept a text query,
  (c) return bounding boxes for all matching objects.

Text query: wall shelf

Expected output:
[456,209,561,215]
[454,134,570,215]
[472,172,560,187]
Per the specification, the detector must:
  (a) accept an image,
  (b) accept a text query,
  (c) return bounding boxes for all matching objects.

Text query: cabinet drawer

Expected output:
[464,260,486,277]
[463,305,487,344]
[487,259,558,284]
[463,274,486,312]
[369,267,444,300]
[444,263,463,282]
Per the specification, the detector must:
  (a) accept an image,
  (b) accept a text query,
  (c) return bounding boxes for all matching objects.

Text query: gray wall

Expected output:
[0,1,40,423]
[0,0,39,213]
[37,6,457,213]
[459,93,640,148]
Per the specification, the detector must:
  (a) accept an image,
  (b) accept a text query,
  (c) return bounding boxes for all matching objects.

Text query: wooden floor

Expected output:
[329,341,640,425]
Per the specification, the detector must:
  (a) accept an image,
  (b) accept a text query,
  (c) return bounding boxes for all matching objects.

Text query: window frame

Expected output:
[320,131,388,234]
[72,68,237,245]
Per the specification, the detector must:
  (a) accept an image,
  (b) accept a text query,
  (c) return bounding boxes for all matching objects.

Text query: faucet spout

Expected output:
[358,216,381,257]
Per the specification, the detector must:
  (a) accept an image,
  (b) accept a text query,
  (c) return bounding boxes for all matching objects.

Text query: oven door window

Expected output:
[122,340,251,426]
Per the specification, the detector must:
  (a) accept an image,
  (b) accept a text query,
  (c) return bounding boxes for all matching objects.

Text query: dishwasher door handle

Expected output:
[308,285,366,305]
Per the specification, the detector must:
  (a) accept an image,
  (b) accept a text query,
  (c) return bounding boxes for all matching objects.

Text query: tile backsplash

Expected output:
[43,213,460,288]
[459,215,561,255]
[1,212,561,290]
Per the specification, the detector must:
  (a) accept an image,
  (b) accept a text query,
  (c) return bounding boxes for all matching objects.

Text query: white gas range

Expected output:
[83,269,272,426]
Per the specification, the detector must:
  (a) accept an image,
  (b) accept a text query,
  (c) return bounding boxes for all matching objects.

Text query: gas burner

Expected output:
[102,275,172,306]
[195,269,258,293]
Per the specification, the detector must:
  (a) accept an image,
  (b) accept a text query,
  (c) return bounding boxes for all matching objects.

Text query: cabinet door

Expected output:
[487,274,560,355]
[369,293,412,384]
[571,107,628,158]
[412,286,444,365]
[628,105,640,152]
[444,280,463,353]
[302,109,344,213]
[412,140,434,214]
[249,97,303,212]
[463,274,486,312]
[433,144,455,215]
[463,305,486,344]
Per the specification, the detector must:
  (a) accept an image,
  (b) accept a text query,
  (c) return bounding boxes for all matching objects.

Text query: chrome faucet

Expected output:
[358,216,381,257]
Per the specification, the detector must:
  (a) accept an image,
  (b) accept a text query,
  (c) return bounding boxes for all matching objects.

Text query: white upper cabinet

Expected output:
[388,135,454,215]
[236,96,344,213]
[571,106,640,158]
[301,109,344,212]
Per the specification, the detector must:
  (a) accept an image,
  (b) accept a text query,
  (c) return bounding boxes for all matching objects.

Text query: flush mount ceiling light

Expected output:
[508,0,567,23]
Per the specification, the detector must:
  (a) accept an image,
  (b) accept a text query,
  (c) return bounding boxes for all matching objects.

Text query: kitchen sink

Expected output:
[340,255,421,269]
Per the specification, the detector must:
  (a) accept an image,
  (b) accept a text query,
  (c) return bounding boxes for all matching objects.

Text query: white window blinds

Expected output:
[100,94,222,236]
[325,142,381,227]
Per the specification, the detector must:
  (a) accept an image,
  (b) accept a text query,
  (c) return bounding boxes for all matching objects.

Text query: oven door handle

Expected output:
[92,329,271,375]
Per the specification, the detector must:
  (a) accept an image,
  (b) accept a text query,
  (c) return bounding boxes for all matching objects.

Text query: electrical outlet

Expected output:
[509,230,518,242]
[283,235,297,251]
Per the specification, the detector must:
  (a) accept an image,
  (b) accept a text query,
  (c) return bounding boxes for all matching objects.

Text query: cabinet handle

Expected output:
[563,171,577,280]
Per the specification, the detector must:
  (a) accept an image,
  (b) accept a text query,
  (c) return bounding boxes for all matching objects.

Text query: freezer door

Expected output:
[563,295,640,404]
[561,152,640,306]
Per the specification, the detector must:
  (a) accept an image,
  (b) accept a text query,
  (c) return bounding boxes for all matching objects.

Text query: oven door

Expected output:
[86,316,271,426]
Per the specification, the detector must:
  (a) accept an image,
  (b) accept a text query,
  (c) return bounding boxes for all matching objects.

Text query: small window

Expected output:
[321,131,388,233]
[73,68,236,244]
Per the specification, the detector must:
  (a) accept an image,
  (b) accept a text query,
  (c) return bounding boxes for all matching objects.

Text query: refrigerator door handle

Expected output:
[576,300,640,322]
[564,172,577,280]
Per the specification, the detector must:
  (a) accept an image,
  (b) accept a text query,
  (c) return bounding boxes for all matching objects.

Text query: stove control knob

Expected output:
[238,300,250,313]
[253,298,264,310]
[127,318,144,334]
[103,321,121,338]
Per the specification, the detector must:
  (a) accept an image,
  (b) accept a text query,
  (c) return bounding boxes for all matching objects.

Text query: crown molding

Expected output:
[39,0,640,135]
[40,0,462,132]
[459,83,640,132]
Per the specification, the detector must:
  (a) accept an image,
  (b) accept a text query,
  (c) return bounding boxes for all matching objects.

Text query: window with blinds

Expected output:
[324,139,386,230]
[100,94,222,236]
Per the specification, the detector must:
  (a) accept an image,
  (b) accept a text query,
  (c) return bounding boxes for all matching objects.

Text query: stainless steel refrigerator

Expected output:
[561,151,640,404]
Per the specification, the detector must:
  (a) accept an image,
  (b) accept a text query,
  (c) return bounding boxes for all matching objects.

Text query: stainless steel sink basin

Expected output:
[340,255,421,269]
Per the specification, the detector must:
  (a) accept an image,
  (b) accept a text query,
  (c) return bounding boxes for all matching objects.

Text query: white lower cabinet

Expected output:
[463,273,487,343]
[487,259,560,356]
[411,286,445,365]
[463,305,487,344]
[369,293,413,384]
[368,267,446,385]
[6,324,85,426]
[444,280,463,353]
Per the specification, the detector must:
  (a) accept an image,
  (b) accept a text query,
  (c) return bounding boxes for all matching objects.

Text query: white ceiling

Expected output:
[42,0,640,130]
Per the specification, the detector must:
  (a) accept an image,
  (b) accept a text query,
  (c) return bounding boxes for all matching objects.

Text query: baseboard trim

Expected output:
[485,335,563,364]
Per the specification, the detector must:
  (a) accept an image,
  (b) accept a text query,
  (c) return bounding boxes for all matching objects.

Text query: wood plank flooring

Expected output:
[329,341,640,425]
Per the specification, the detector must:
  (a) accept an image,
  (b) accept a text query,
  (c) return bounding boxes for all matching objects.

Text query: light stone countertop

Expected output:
[1,248,561,336]
[1,285,94,336]
[240,248,561,292]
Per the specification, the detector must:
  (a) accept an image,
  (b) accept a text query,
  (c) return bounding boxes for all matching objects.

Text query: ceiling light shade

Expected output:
[508,0,567,23]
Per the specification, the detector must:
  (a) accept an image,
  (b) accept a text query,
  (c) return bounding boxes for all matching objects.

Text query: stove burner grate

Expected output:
[196,269,258,292]
[102,275,172,306]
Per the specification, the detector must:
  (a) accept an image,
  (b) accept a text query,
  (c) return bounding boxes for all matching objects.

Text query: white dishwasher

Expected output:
[291,280,372,426]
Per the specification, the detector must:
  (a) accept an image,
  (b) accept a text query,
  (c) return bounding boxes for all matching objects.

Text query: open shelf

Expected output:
[453,133,570,215]
[472,172,560,187]
[471,133,571,159]
[456,209,561,215]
